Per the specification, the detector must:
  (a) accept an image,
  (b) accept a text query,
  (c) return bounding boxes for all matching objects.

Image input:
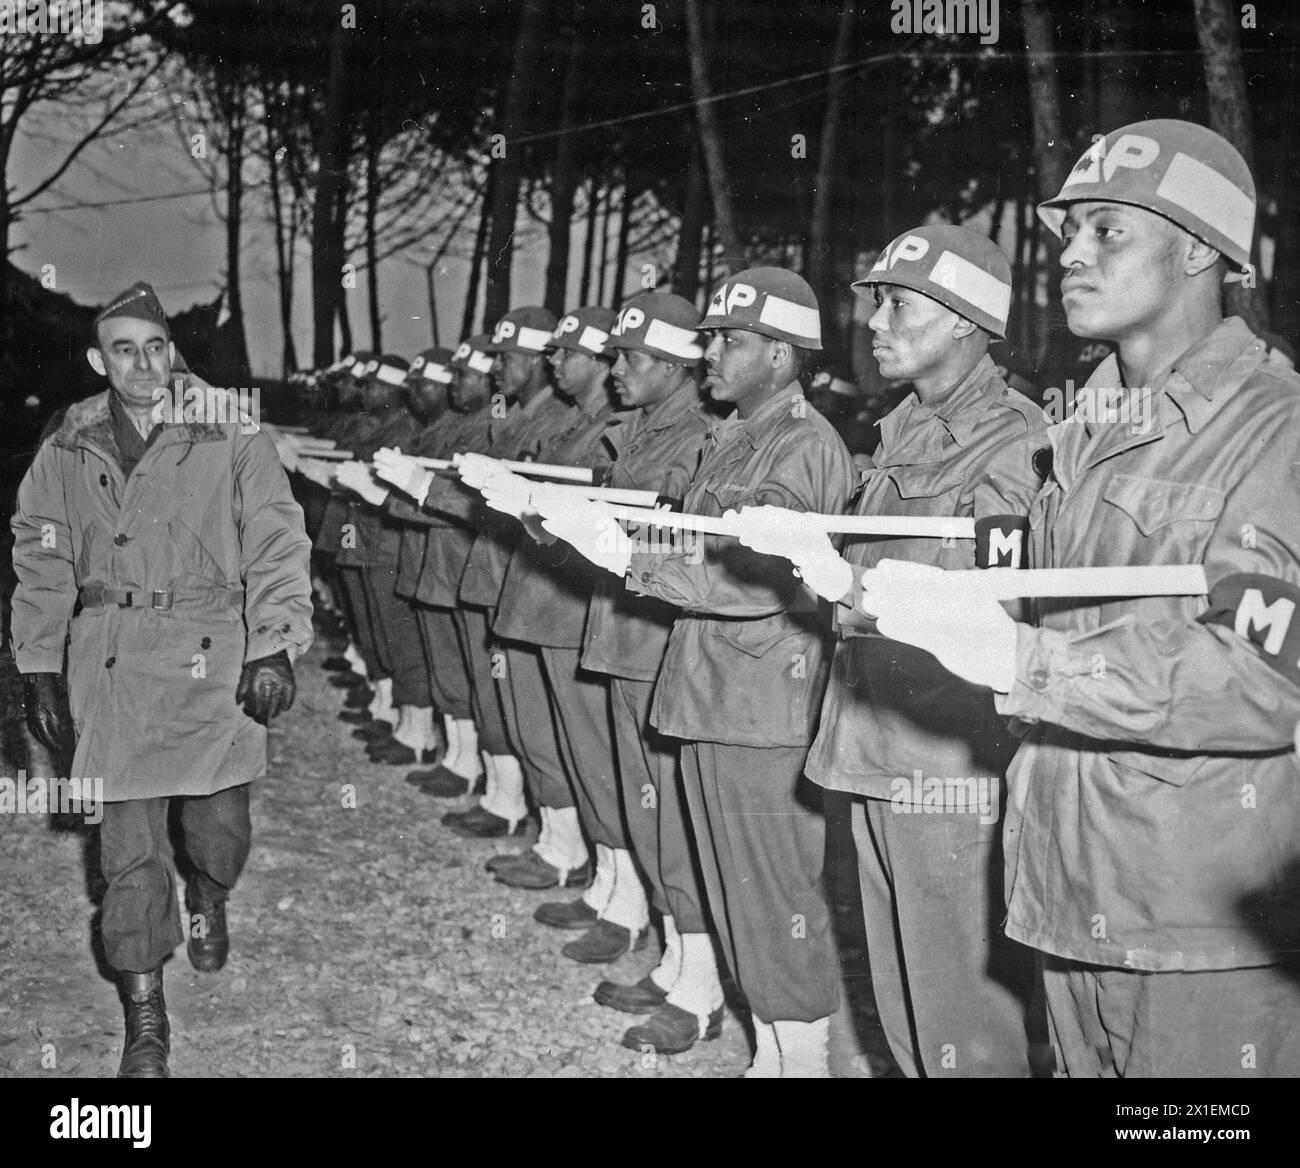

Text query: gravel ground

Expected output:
[0,633,893,1079]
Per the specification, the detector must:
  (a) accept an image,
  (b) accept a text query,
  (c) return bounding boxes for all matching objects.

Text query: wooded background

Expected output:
[1,0,1295,413]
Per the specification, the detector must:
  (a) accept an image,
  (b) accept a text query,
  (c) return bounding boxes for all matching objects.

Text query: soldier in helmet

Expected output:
[537,269,855,1074]
[732,225,1049,1077]
[371,335,521,799]
[859,120,1300,1076]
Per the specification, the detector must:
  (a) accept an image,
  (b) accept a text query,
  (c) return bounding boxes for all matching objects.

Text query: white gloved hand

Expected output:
[297,457,336,489]
[858,558,1018,691]
[479,469,535,520]
[726,504,853,602]
[373,448,434,504]
[455,452,504,490]
[335,460,390,506]
[540,496,631,576]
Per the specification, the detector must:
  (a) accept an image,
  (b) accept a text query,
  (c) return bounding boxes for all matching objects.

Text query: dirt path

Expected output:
[0,639,890,1078]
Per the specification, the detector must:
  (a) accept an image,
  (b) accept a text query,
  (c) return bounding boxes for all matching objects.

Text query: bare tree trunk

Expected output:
[264,84,298,377]
[1022,0,1070,202]
[612,182,633,308]
[484,0,548,325]
[220,78,250,382]
[684,0,745,275]
[311,20,352,366]
[337,295,352,356]
[596,181,613,304]
[808,2,856,298]
[578,179,600,305]
[675,135,706,302]
[462,164,494,337]
[1192,0,1268,331]
[543,0,584,315]
[365,105,383,352]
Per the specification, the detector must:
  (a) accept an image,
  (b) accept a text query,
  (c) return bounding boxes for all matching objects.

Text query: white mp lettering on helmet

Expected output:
[855,225,1012,338]
[422,362,453,383]
[1038,119,1256,271]
[376,362,407,386]
[613,306,645,335]
[701,268,823,349]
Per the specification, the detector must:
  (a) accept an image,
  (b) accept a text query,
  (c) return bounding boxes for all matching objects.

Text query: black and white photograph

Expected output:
[0,0,1297,1132]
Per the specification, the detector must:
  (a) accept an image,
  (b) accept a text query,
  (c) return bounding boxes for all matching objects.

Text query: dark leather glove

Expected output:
[235,650,295,724]
[23,672,76,758]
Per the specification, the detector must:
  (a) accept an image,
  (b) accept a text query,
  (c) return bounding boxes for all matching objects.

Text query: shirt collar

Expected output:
[877,354,1001,461]
[518,385,555,418]
[714,381,806,450]
[1085,316,1265,436]
[638,383,701,435]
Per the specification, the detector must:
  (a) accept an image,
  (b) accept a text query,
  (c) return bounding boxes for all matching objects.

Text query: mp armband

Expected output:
[975,515,1028,568]
[1197,572,1300,686]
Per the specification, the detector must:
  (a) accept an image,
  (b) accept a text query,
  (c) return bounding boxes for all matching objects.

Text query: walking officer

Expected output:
[12,281,313,1077]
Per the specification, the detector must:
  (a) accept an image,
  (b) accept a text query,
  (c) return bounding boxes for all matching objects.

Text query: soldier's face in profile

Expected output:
[407,375,446,421]
[89,318,175,410]
[612,348,671,409]
[548,345,603,397]
[1058,201,1190,342]
[703,329,776,407]
[495,351,539,397]
[867,284,959,384]
[452,367,490,410]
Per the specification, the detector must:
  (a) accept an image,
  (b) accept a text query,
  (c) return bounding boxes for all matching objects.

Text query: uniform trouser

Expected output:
[337,566,383,678]
[680,741,837,1023]
[98,785,252,973]
[851,795,1038,1077]
[539,646,622,848]
[413,603,472,719]
[452,606,510,756]
[1042,956,1300,1077]
[610,676,708,933]
[361,565,426,705]
[499,642,573,810]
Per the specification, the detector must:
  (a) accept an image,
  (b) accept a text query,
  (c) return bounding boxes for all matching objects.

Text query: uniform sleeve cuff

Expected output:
[993,625,1074,723]
[625,552,657,594]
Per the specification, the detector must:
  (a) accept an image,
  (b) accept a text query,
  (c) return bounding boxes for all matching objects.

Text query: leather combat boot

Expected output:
[621,1003,723,1055]
[186,882,230,972]
[117,969,170,1078]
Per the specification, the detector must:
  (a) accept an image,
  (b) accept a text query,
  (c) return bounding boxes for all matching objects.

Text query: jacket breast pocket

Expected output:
[699,480,750,515]
[886,466,964,510]
[1101,474,1224,560]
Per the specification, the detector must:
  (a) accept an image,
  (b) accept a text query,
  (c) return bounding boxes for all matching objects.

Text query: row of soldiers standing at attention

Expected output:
[13,116,1296,1082]
[182,115,1300,1077]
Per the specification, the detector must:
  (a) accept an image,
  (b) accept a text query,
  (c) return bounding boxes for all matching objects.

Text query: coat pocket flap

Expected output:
[1102,473,1224,535]
[1106,747,1211,788]
[886,466,963,500]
